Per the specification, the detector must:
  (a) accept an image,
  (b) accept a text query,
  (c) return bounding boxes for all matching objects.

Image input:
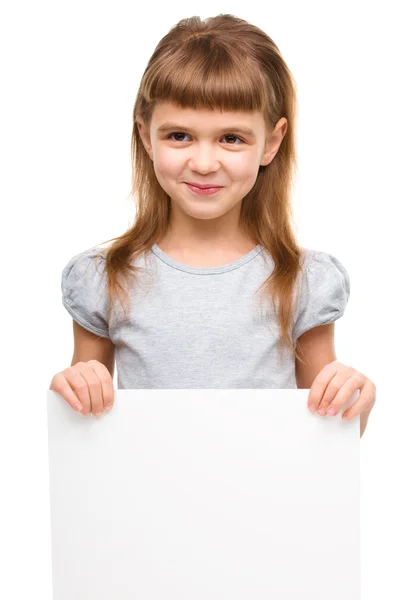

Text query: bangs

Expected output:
[142,35,272,116]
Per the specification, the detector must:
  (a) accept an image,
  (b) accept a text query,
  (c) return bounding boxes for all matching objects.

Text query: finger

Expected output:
[324,373,364,418]
[88,360,114,411]
[63,366,94,415]
[307,361,340,411]
[317,370,357,414]
[51,373,84,412]
[327,372,364,416]
[77,362,104,415]
[341,379,376,421]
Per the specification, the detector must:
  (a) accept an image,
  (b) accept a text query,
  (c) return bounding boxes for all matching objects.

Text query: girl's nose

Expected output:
[188,147,220,172]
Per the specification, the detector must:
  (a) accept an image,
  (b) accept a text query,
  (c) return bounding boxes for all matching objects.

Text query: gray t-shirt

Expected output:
[61,243,350,389]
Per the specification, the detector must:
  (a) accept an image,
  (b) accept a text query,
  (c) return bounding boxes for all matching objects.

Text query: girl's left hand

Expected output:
[307,360,376,421]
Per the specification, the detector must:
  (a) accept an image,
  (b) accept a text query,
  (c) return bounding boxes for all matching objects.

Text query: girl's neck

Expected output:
[155,235,259,268]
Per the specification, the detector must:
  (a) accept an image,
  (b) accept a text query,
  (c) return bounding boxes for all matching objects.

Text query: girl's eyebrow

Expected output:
[156,122,256,139]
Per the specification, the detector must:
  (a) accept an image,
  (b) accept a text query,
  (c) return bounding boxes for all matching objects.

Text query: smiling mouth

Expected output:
[185,183,224,195]
[185,182,224,189]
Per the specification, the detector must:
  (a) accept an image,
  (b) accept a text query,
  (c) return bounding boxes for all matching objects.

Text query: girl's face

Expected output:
[137,101,287,225]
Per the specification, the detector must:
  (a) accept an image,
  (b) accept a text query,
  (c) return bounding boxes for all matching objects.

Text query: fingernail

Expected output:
[318,408,326,415]
[327,408,336,416]
[308,404,316,412]
[104,405,112,411]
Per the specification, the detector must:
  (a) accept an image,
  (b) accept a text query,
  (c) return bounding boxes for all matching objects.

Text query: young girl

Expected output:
[50,14,376,436]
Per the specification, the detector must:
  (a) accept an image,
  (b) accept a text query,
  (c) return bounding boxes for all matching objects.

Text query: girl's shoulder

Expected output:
[299,247,350,292]
[61,245,110,338]
[61,245,107,282]
[293,247,351,340]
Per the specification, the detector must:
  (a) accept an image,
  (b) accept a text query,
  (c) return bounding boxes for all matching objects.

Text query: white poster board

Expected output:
[47,389,360,599]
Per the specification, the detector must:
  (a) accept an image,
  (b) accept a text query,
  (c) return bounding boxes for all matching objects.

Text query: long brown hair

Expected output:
[94,14,306,364]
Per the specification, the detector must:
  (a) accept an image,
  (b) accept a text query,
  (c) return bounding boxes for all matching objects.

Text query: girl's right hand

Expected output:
[49,360,115,416]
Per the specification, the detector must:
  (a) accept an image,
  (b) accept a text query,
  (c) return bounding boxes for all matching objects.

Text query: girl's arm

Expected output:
[295,323,371,438]
[295,323,337,389]
[71,320,115,379]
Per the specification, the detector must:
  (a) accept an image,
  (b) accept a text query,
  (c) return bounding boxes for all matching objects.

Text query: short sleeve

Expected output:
[61,246,110,338]
[293,249,350,341]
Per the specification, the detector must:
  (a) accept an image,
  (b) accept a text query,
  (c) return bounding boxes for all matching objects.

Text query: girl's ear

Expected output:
[136,116,146,136]
[136,117,153,160]
[261,117,288,166]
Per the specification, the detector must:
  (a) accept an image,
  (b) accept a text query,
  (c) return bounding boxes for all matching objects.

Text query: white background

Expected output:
[1,1,418,598]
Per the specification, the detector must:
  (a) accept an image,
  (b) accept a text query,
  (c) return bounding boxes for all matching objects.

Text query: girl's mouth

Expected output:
[185,183,223,196]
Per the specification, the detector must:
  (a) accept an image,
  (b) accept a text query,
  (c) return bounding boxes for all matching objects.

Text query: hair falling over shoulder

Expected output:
[94,13,307,365]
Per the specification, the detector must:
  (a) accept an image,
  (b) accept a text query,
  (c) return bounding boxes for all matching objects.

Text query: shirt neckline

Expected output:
[151,243,265,274]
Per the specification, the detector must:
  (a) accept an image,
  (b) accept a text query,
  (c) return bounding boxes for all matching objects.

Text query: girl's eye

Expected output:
[167,132,244,144]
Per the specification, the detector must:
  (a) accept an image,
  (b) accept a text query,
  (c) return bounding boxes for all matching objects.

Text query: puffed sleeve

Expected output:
[293,249,350,341]
[61,246,110,338]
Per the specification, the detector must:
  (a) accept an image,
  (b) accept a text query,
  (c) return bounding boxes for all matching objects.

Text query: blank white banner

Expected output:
[46,389,360,599]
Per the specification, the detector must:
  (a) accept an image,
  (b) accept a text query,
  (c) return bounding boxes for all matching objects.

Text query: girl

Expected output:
[50,14,376,436]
